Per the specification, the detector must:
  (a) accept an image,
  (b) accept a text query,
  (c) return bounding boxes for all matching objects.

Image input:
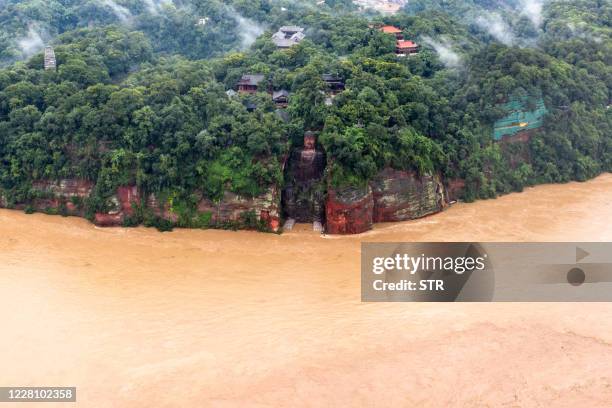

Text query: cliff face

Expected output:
[5,171,447,235]
[29,179,94,215]
[32,179,93,198]
[198,188,281,232]
[325,169,448,234]
[499,130,534,170]
[94,185,281,231]
[282,142,326,224]
[13,177,280,231]
[370,169,446,223]
[94,186,140,227]
[146,193,179,224]
[326,185,374,235]
[446,179,466,202]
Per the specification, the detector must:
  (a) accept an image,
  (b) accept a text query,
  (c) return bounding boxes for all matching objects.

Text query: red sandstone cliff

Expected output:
[198,188,281,232]
[29,179,94,215]
[94,186,140,226]
[146,193,179,224]
[325,169,448,234]
[4,171,448,235]
[370,169,447,223]
[326,185,374,235]
[446,178,466,202]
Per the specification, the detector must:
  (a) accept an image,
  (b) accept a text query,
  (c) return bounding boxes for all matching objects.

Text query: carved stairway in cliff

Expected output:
[282,132,326,232]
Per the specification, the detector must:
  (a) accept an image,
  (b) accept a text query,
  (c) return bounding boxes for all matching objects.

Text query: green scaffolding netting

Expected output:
[493,96,548,140]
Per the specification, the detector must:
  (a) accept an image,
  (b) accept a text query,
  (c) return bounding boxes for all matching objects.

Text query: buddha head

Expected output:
[304,131,316,151]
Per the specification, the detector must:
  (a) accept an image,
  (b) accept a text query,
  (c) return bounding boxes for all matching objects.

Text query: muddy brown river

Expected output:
[1,174,612,407]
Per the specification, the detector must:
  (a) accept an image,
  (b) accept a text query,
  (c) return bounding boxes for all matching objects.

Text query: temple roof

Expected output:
[279,26,305,33]
[381,25,402,34]
[238,74,265,86]
[321,74,343,82]
[272,26,306,48]
[397,40,418,48]
[273,90,290,99]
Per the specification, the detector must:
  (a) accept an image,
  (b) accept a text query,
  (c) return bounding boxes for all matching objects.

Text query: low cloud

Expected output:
[17,27,45,58]
[226,7,265,49]
[519,0,544,28]
[100,0,132,22]
[476,13,515,45]
[143,0,174,15]
[421,36,462,69]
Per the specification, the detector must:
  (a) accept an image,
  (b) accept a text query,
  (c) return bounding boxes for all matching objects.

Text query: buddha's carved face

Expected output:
[304,134,316,150]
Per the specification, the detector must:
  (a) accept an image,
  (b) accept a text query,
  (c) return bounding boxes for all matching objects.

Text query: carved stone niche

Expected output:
[282,131,326,223]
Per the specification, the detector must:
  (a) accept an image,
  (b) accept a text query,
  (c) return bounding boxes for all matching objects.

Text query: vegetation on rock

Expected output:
[0,0,610,228]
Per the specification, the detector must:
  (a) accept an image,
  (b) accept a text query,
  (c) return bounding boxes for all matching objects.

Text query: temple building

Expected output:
[272,26,306,49]
[396,40,419,56]
[244,101,258,112]
[272,90,290,108]
[379,25,404,40]
[237,74,265,94]
[322,74,345,95]
[44,46,56,71]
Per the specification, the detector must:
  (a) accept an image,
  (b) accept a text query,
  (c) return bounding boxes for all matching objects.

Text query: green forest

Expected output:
[0,0,610,229]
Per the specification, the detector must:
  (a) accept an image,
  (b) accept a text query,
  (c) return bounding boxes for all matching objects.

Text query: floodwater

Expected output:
[1,174,612,407]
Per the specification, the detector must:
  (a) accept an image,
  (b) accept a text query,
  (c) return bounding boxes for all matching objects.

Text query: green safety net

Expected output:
[493,96,548,140]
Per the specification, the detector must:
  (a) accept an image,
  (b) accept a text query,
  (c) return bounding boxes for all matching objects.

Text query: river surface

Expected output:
[1,174,612,407]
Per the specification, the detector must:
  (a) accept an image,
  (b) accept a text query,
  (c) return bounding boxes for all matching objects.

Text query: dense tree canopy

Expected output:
[0,0,610,221]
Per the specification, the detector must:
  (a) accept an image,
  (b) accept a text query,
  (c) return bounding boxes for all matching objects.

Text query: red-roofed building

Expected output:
[396,40,419,56]
[380,25,404,40]
[237,74,266,94]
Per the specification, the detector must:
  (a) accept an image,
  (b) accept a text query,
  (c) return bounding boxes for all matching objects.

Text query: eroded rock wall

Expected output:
[29,179,94,215]
[198,188,281,232]
[32,179,94,198]
[446,179,466,202]
[146,193,179,223]
[94,185,140,226]
[326,185,374,235]
[91,185,280,229]
[370,169,446,223]
[324,169,448,234]
[7,170,448,235]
